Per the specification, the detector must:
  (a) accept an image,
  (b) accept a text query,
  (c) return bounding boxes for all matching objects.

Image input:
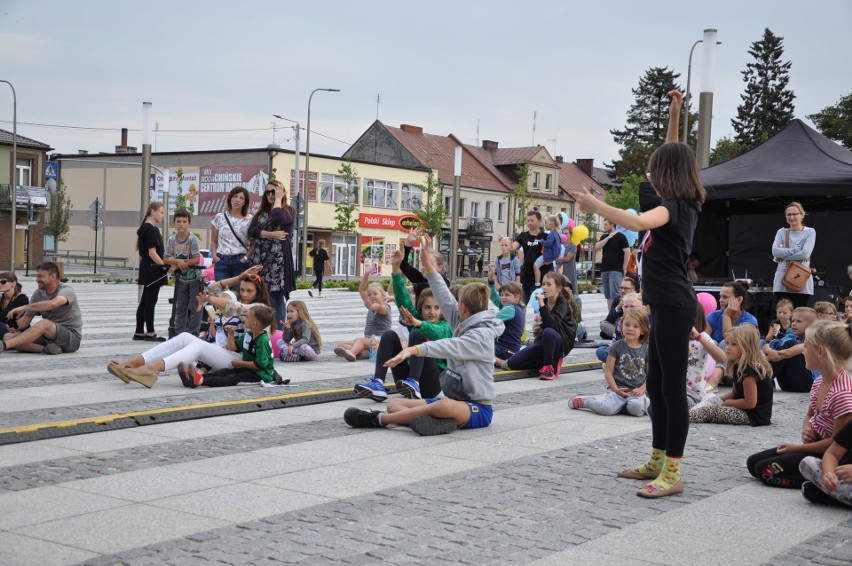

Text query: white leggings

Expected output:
[142,332,239,372]
[584,389,647,416]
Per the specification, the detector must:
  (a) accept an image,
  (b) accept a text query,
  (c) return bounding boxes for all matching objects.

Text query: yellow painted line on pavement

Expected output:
[0,386,355,435]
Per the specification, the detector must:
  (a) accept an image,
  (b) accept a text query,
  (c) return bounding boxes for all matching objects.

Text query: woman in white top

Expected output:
[772,201,816,309]
[211,186,253,282]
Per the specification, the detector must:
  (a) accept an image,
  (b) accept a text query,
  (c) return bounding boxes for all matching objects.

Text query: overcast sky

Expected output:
[2,0,850,167]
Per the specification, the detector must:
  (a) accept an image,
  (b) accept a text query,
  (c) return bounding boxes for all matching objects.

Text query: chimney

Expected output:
[400,124,423,135]
[482,140,498,151]
[555,155,563,163]
[115,127,138,154]
[576,158,594,177]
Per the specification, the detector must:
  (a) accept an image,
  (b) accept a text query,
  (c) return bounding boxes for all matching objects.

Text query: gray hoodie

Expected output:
[418,271,504,403]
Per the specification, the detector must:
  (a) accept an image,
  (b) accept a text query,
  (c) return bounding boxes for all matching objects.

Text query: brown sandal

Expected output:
[637,481,684,498]
[618,467,659,480]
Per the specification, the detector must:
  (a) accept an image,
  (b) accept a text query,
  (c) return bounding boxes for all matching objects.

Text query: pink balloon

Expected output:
[270,330,284,358]
[705,356,716,378]
[560,234,568,244]
[203,266,215,282]
[697,292,717,316]
[567,218,576,230]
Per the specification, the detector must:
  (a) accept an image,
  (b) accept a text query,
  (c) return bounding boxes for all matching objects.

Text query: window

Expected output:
[471,202,480,218]
[533,171,540,189]
[320,173,359,204]
[498,202,505,221]
[459,198,467,217]
[401,183,423,210]
[445,196,452,214]
[485,201,493,219]
[546,206,553,214]
[16,158,32,186]
[545,173,553,192]
[364,179,398,209]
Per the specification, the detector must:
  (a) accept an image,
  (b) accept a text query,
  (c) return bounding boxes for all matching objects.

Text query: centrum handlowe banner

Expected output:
[198,165,269,216]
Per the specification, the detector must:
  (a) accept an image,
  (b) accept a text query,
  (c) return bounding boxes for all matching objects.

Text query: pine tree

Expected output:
[610,66,685,178]
[731,28,796,150]
[807,93,852,149]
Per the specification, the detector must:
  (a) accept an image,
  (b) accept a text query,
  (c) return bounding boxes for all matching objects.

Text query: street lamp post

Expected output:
[301,88,340,280]
[695,29,719,169]
[273,115,301,271]
[1,80,17,271]
[140,102,153,221]
[683,35,722,147]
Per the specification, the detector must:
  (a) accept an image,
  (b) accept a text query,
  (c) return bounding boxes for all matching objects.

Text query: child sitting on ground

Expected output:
[685,302,727,407]
[179,304,276,388]
[277,300,321,361]
[765,298,795,343]
[799,418,852,508]
[689,325,773,426]
[762,306,817,392]
[596,291,645,364]
[400,227,451,303]
[353,249,452,401]
[486,264,525,366]
[333,257,392,361]
[533,214,562,288]
[344,234,504,436]
[814,300,838,321]
[571,308,650,416]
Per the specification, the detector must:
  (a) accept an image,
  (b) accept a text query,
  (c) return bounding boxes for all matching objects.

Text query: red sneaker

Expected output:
[539,365,556,380]
[191,368,204,388]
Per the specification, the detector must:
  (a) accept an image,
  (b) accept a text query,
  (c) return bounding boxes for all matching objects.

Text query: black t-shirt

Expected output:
[600,231,629,272]
[732,364,774,426]
[514,231,545,281]
[137,222,165,286]
[310,248,329,269]
[640,199,699,308]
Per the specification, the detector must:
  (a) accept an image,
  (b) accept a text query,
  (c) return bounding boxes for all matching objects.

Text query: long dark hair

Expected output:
[136,202,163,251]
[648,142,705,205]
[256,179,295,217]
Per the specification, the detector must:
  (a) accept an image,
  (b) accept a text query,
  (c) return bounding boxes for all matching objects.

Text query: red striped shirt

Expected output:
[809,370,852,439]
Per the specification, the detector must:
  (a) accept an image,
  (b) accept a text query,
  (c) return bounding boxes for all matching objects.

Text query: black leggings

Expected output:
[201,367,261,387]
[774,292,811,309]
[374,329,441,398]
[746,447,814,489]
[646,302,694,458]
[135,285,162,334]
[312,267,324,293]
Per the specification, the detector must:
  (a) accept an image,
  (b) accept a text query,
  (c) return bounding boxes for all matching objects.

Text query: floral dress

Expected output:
[248,206,296,296]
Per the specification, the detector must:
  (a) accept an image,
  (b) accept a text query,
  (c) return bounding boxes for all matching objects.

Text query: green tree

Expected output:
[506,163,535,234]
[173,167,195,215]
[709,136,748,166]
[807,93,852,149]
[45,179,73,245]
[604,173,641,211]
[610,66,685,178]
[412,169,449,241]
[333,160,359,281]
[731,28,796,150]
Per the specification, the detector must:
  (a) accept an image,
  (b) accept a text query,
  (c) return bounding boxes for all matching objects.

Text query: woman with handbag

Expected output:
[772,202,816,309]
[308,240,331,298]
[210,186,253,282]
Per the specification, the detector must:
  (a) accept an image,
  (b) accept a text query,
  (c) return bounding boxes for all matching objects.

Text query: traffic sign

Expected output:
[45,162,58,180]
[89,215,103,231]
[89,199,104,213]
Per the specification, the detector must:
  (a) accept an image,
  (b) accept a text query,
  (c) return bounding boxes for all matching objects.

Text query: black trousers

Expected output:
[373,329,441,398]
[774,292,811,309]
[135,284,162,334]
[746,447,811,489]
[201,367,261,387]
[646,302,694,458]
[312,267,325,293]
[771,341,812,393]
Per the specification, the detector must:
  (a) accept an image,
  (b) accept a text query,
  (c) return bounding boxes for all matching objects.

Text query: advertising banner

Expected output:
[198,165,268,216]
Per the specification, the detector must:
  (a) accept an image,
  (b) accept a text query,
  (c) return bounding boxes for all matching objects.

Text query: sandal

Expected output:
[107,362,131,384]
[617,467,659,480]
[132,334,147,341]
[144,334,167,342]
[637,481,683,498]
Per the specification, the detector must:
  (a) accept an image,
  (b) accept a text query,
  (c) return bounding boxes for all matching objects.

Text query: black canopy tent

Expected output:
[640,119,852,293]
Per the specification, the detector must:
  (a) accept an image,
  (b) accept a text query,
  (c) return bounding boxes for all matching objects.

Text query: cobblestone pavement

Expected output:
[0,280,849,565]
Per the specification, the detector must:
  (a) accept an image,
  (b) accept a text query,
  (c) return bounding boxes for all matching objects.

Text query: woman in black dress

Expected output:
[135,202,168,341]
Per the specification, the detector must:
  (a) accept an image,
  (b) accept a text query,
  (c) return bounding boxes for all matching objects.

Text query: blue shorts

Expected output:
[425,398,494,429]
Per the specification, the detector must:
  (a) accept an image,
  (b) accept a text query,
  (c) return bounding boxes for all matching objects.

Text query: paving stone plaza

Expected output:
[0,276,850,565]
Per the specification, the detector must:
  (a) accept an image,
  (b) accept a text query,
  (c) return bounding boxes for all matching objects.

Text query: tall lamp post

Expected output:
[1,80,16,271]
[301,88,340,280]
[140,102,153,221]
[273,114,301,271]
[695,29,719,169]
[683,33,722,149]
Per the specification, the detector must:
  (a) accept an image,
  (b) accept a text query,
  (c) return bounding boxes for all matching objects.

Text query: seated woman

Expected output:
[706,280,759,388]
[108,266,272,388]
[0,272,28,339]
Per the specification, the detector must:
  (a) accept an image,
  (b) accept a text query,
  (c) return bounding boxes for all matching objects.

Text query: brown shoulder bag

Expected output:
[781,229,811,292]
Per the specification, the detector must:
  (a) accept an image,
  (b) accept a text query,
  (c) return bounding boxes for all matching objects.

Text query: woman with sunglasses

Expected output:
[772,202,816,309]
[0,272,28,339]
[107,266,273,388]
[247,179,296,329]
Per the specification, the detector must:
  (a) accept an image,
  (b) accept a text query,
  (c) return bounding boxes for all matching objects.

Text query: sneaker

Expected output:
[570,397,588,409]
[397,378,422,399]
[177,362,193,388]
[354,377,388,402]
[43,343,62,355]
[539,365,556,380]
[344,407,383,428]
[308,289,314,297]
[408,415,457,436]
[334,346,357,362]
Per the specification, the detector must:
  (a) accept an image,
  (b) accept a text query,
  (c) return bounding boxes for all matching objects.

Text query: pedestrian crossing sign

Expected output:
[45,162,58,180]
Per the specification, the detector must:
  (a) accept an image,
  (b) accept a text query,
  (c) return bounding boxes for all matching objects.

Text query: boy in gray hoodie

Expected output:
[344,235,504,436]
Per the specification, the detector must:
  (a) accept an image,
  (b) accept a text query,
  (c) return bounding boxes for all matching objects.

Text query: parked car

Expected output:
[199,249,213,268]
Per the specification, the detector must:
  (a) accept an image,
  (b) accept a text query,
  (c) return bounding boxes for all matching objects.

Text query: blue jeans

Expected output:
[214,254,245,283]
[270,290,287,331]
[506,328,563,370]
